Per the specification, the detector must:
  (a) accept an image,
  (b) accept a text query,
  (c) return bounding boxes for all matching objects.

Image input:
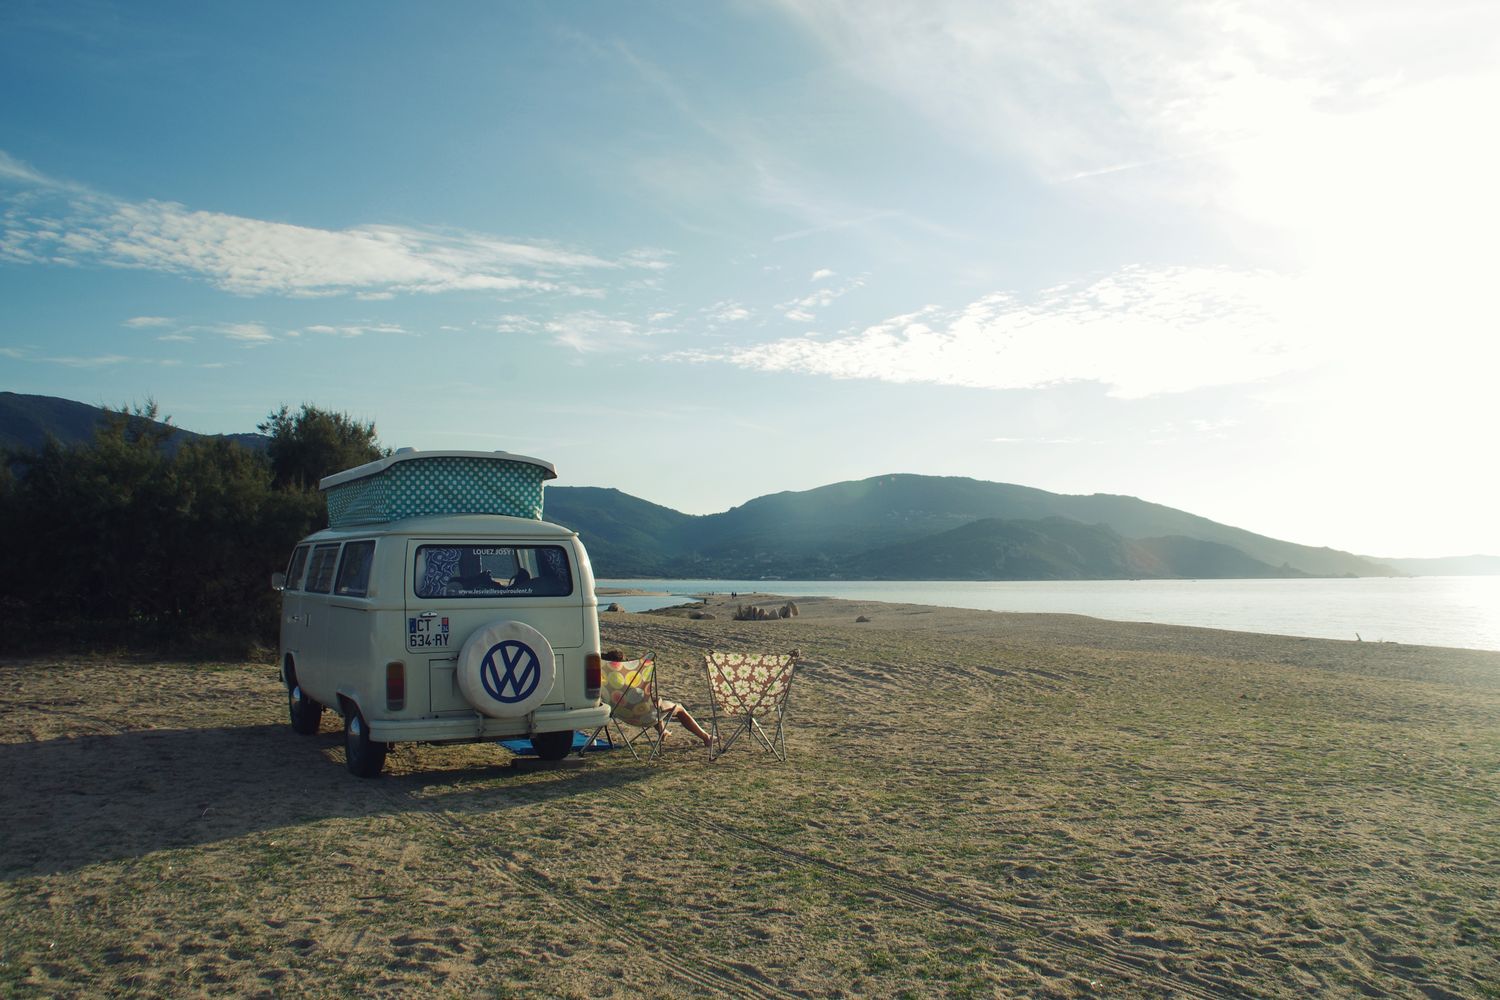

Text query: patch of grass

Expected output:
[4,604,1499,998]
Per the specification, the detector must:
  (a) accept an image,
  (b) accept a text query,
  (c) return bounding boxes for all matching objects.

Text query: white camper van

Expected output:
[274,450,610,777]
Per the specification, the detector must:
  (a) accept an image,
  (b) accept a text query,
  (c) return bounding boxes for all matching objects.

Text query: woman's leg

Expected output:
[658,700,712,745]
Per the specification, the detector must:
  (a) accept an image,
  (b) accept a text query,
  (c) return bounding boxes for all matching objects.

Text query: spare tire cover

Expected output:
[457,620,557,718]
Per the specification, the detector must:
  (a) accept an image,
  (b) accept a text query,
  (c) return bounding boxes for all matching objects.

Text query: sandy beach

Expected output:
[2,594,1497,998]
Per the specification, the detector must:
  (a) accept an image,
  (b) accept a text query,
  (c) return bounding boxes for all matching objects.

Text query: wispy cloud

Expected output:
[493,315,540,335]
[1,155,662,298]
[778,276,864,323]
[777,1,1498,183]
[706,301,751,324]
[55,354,132,367]
[772,209,901,244]
[675,265,1313,398]
[992,436,1086,445]
[0,345,133,367]
[0,150,84,192]
[544,312,651,353]
[771,1,1499,398]
[302,322,409,338]
[778,2,1500,282]
[607,39,955,252]
[217,322,274,343]
[123,315,173,328]
[44,353,131,368]
[622,248,674,272]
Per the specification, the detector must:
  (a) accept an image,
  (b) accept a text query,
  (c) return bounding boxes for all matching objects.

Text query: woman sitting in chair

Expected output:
[603,649,713,747]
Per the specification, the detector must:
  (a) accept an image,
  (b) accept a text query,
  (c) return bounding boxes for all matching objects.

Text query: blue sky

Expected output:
[3,1,1497,558]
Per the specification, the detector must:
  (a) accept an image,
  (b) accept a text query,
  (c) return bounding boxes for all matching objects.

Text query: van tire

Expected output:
[344,709,387,778]
[530,730,574,761]
[287,675,323,735]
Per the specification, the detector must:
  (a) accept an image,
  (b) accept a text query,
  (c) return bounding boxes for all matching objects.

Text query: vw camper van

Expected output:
[274,450,610,777]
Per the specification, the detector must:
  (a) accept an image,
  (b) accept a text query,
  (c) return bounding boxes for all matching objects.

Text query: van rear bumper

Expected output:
[367,705,611,744]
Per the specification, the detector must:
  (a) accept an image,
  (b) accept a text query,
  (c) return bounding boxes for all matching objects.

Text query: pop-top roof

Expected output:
[319,449,557,490]
[319,449,558,527]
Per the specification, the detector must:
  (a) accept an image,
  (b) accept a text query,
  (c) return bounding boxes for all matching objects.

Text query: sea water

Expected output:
[596,576,1500,652]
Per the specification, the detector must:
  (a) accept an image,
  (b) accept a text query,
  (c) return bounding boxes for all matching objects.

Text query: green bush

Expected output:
[0,402,376,655]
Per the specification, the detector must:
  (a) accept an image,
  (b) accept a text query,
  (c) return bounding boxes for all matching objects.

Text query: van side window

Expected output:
[305,544,342,594]
[413,544,572,599]
[284,545,311,591]
[335,540,376,597]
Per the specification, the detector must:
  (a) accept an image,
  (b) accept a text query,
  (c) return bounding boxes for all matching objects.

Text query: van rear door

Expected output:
[404,540,584,712]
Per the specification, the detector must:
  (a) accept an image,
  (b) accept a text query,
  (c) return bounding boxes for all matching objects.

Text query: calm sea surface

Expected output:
[596,577,1500,652]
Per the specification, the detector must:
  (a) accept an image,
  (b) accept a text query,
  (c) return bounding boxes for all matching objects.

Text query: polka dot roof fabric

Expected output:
[325,456,547,527]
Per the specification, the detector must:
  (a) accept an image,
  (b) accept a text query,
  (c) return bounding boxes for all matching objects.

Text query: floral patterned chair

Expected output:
[582,652,670,762]
[702,650,800,761]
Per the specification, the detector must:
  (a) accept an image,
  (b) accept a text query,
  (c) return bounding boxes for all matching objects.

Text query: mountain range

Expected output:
[544,480,1499,579]
[0,391,267,455]
[5,391,1494,578]
[546,479,1394,579]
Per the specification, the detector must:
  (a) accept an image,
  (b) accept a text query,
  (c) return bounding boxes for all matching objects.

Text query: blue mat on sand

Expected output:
[499,731,615,755]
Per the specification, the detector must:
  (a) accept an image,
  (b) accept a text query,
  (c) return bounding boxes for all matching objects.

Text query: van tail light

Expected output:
[386,661,406,711]
[584,653,602,700]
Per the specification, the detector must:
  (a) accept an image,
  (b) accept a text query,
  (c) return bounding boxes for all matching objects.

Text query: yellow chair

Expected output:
[583,652,670,762]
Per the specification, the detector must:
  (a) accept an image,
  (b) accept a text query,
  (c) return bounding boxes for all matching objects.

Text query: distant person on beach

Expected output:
[602,649,714,747]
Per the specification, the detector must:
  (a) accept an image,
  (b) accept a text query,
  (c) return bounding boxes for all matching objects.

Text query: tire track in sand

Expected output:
[618,790,1279,1000]
[371,776,804,1000]
[696,811,1410,999]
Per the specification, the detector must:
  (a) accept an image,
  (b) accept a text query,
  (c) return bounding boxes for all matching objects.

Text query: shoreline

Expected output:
[661,591,1440,649]
[595,577,1500,652]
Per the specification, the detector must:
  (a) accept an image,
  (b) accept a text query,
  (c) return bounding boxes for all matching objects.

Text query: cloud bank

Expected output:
[677,265,1315,398]
[778,1,1498,183]
[762,1,1498,397]
[0,156,657,298]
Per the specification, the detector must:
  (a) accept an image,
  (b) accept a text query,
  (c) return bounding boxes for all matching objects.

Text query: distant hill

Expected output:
[548,473,1393,579]
[835,517,1303,580]
[703,475,1383,577]
[543,487,693,578]
[0,392,267,454]
[5,392,1493,580]
[1375,555,1500,577]
[1134,535,1307,579]
[0,393,105,452]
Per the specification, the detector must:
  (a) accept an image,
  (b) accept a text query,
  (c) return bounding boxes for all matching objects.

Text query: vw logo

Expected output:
[480,640,542,703]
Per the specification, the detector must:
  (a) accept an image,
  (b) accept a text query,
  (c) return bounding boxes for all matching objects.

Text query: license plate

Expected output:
[408,616,451,648]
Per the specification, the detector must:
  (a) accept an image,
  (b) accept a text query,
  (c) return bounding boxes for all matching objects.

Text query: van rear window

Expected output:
[414,544,572,599]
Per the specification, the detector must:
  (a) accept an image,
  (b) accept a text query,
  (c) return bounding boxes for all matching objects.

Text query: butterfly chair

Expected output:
[583,652,671,762]
[703,650,800,762]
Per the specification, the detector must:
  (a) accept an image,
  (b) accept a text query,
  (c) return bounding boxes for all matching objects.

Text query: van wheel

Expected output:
[344,710,387,778]
[287,678,323,735]
[530,731,575,761]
